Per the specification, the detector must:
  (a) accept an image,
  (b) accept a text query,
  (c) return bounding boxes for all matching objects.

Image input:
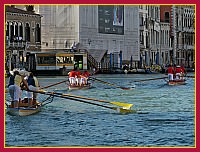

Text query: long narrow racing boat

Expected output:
[166,79,186,85]
[68,83,92,91]
[6,101,42,116]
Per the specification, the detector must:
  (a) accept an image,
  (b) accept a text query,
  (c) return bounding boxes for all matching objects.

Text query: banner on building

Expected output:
[98,5,124,35]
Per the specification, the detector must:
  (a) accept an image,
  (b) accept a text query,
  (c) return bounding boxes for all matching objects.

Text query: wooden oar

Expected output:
[28,89,134,113]
[44,91,133,109]
[40,80,68,89]
[186,75,195,78]
[134,77,168,82]
[89,77,132,90]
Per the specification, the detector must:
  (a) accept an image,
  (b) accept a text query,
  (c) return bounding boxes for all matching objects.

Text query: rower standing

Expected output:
[175,65,182,80]
[82,71,90,85]
[8,71,29,108]
[180,65,186,79]
[80,74,86,86]
[75,70,81,86]
[68,70,76,86]
[167,65,174,81]
[26,72,40,107]
[8,71,17,107]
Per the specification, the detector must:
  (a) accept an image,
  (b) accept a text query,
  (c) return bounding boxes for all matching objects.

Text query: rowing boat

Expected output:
[167,79,186,85]
[6,101,42,116]
[68,83,92,91]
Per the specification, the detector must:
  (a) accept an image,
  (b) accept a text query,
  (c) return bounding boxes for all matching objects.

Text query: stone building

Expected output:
[140,5,195,70]
[5,5,42,71]
[160,5,172,66]
[39,5,140,69]
[175,5,195,68]
[139,5,149,68]
[160,5,195,68]
[147,6,161,66]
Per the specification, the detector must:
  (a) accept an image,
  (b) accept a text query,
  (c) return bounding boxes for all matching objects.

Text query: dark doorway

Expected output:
[74,55,83,70]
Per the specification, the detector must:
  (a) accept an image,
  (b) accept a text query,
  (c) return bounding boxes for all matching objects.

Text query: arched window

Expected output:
[14,22,18,37]
[25,23,30,42]
[164,12,170,23]
[10,22,14,41]
[6,22,9,37]
[19,22,23,38]
[35,23,41,42]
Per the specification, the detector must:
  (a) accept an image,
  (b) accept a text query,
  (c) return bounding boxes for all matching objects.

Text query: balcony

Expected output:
[183,27,194,33]
[6,40,41,49]
[184,44,194,50]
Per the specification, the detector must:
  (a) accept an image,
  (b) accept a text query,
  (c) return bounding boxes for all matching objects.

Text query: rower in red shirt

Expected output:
[175,65,182,80]
[75,70,82,86]
[167,65,174,81]
[82,71,90,84]
[68,70,76,85]
[180,65,186,79]
[83,71,90,77]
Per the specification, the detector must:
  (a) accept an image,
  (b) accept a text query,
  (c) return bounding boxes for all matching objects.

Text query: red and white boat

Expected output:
[68,83,92,91]
[166,79,186,85]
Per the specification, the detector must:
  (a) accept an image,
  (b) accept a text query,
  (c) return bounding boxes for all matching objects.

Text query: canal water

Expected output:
[5,73,195,147]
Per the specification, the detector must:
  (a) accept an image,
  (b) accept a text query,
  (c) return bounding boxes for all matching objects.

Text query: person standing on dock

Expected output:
[167,65,174,81]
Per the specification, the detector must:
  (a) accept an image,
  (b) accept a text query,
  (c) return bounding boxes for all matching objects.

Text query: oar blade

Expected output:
[121,87,132,90]
[110,102,133,109]
[114,107,136,114]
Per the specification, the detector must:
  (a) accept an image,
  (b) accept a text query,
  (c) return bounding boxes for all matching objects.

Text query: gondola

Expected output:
[6,101,42,116]
[6,95,54,116]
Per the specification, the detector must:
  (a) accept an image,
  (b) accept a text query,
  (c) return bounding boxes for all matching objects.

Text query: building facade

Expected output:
[175,5,195,68]
[39,5,140,68]
[139,5,149,68]
[5,5,42,71]
[160,5,172,66]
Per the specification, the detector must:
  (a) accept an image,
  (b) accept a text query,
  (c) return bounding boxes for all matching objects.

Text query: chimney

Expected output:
[26,5,34,12]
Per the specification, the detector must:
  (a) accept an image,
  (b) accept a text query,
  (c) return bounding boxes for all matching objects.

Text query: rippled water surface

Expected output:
[5,73,195,147]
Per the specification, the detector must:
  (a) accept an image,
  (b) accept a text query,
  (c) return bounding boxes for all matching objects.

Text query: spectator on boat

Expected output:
[167,65,174,81]
[8,71,29,108]
[175,66,182,80]
[68,70,76,86]
[26,72,40,107]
